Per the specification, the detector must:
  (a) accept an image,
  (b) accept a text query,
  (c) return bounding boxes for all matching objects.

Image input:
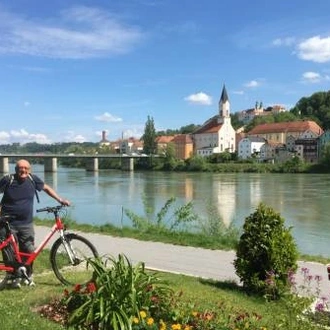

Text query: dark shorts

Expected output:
[10,223,35,253]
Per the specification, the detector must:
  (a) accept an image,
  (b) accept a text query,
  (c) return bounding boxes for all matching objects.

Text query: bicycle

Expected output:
[0,205,98,289]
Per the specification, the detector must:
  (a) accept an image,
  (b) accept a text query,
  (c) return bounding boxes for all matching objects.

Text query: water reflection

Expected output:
[212,177,236,227]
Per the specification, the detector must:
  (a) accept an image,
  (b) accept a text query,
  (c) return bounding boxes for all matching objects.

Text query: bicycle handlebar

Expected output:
[36,205,67,214]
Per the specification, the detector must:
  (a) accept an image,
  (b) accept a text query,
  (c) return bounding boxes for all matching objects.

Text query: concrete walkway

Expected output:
[35,226,330,300]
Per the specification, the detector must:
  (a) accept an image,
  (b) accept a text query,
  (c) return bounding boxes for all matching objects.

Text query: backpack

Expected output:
[1,173,40,203]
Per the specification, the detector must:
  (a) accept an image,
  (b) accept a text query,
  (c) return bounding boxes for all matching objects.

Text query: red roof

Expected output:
[193,116,222,134]
[248,120,323,135]
[172,134,193,143]
[155,135,175,143]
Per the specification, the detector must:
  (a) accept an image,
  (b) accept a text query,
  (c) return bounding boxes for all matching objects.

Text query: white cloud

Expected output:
[184,92,212,105]
[0,6,144,59]
[123,128,143,139]
[72,134,86,143]
[0,131,11,144]
[302,71,321,83]
[297,36,330,63]
[272,37,295,47]
[64,131,86,143]
[95,112,123,122]
[244,80,260,88]
[9,129,51,144]
[301,71,330,84]
[232,90,244,95]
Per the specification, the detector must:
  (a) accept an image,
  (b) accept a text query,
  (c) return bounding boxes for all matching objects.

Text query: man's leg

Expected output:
[11,224,35,281]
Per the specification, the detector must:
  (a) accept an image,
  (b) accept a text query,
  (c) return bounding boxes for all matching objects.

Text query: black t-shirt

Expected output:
[0,174,44,225]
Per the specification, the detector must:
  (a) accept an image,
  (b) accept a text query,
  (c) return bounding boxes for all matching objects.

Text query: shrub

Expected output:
[234,203,298,298]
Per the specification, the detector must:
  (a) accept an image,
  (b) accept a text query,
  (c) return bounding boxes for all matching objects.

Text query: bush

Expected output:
[234,203,298,298]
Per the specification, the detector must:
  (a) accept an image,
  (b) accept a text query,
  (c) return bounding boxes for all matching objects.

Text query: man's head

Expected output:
[15,159,31,180]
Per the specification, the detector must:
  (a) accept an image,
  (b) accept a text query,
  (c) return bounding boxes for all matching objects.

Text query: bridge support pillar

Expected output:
[121,157,134,171]
[0,157,9,173]
[44,157,57,172]
[86,158,99,171]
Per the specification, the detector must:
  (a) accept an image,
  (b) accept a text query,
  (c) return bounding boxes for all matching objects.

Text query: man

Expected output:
[0,159,70,287]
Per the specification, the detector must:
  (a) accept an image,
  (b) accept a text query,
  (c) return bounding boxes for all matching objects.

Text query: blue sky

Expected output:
[1,0,330,144]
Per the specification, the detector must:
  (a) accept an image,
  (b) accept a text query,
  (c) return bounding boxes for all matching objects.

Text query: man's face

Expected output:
[15,161,31,180]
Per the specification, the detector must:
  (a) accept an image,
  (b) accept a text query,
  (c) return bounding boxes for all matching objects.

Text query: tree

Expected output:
[291,90,330,129]
[142,116,157,155]
[320,142,330,166]
[163,142,178,170]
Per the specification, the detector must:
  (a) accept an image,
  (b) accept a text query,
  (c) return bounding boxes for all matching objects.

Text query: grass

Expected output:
[35,217,239,251]
[0,235,325,329]
[0,264,319,330]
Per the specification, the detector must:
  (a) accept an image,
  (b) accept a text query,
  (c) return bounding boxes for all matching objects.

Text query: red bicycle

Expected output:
[0,205,98,289]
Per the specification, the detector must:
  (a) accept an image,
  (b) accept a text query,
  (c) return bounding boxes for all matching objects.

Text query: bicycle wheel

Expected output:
[50,233,98,286]
[0,245,15,290]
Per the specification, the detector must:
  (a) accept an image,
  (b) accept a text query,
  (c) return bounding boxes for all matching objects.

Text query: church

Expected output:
[192,85,236,157]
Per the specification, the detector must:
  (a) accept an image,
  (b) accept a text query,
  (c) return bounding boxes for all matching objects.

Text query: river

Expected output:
[6,164,330,257]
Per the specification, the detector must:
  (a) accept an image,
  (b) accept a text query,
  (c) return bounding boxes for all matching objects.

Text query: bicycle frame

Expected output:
[0,210,66,274]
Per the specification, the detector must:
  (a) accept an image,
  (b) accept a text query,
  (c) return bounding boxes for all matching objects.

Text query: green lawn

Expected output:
[0,266,320,330]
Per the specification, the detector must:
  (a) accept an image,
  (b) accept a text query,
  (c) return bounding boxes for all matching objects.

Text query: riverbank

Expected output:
[34,225,330,305]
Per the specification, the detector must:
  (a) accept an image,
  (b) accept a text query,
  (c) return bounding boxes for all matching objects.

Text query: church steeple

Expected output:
[220,84,229,103]
[218,84,230,119]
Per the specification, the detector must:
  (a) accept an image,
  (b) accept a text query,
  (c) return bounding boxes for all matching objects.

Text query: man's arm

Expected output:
[42,184,70,206]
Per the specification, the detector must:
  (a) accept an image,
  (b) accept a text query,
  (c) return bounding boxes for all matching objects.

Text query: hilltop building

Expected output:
[237,102,286,124]
[192,85,236,157]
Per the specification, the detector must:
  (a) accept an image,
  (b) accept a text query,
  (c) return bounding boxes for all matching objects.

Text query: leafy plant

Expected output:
[124,197,198,232]
[63,254,173,330]
[234,203,298,298]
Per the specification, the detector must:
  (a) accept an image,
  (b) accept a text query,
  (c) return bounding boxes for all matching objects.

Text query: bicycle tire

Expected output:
[0,245,15,290]
[50,233,98,286]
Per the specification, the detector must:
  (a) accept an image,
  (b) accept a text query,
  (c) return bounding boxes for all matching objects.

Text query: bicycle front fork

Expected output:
[59,232,79,265]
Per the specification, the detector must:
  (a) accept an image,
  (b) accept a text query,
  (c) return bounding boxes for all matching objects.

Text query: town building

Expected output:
[155,134,193,160]
[99,130,110,146]
[237,136,266,160]
[259,141,286,162]
[247,120,324,163]
[192,85,236,157]
[318,130,330,159]
[247,120,323,144]
[172,134,193,160]
[155,135,175,155]
[117,137,143,155]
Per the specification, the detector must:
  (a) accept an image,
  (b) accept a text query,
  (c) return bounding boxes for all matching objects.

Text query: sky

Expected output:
[1,0,330,144]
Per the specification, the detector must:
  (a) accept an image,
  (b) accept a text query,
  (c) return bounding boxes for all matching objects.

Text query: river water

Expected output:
[7,164,330,257]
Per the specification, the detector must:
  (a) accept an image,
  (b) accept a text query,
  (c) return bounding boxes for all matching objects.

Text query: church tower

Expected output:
[218,84,230,124]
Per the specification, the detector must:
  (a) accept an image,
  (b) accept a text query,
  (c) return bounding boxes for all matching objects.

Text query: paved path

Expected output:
[35,226,330,300]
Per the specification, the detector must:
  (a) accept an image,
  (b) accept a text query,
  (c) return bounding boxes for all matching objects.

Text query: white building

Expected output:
[193,85,236,157]
[238,136,266,159]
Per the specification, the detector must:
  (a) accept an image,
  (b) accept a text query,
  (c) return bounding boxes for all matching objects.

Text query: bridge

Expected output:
[0,153,151,172]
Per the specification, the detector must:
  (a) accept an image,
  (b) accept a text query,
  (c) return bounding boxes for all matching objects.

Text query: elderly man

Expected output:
[0,159,70,287]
